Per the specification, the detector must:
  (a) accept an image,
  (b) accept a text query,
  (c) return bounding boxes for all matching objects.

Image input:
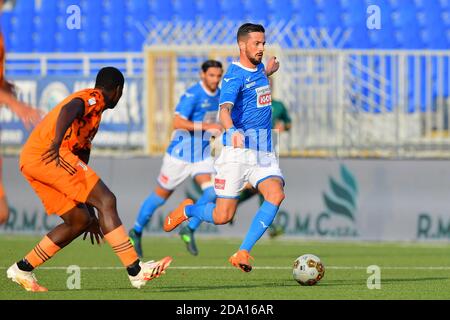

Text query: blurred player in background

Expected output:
[180,77,292,256]
[129,60,223,257]
[0,0,43,225]
[164,23,285,272]
[6,67,172,292]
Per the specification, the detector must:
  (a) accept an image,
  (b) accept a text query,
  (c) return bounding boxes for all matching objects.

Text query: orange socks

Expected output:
[25,236,61,268]
[104,225,139,267]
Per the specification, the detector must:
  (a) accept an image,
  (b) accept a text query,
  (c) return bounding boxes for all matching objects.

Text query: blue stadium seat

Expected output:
[9,9,34,52]
[38,0,58,15]
[34,7,57,52]
[151,0,175,21]
[316,0,343,29]
[340,0,366,26]
[344,29,372,49]
[124,30,146,52]
[1,11,13,51]
[293,0,319,28]
[197,0,222,21]
[244,0,270,24]
[0,11,12,35]
[173,0,198,21]
[221,0,245,21]
[79,30,102,52]
[102,31,126,52]
[421,26,448,49]
[269,0,294,21]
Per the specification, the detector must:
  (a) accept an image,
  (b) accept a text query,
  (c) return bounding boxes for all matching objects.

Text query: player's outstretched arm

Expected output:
[41,98,85,166]
[265,56,280,77]
[0,88,43,130]
[220,104,244,148]
[173,114,222,132]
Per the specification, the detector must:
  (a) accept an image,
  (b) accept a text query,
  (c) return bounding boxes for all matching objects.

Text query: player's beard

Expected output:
[247,52,263,66]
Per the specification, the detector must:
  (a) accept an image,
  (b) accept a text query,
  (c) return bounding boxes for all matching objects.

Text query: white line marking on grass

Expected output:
[1,266,450,270]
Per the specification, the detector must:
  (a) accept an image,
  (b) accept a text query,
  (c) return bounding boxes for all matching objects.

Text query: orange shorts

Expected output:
[20,148,100,216]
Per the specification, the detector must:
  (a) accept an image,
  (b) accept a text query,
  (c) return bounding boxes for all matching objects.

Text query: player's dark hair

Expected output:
[201,60,223,72]
[95,67,125,91]
[237,23,265,42]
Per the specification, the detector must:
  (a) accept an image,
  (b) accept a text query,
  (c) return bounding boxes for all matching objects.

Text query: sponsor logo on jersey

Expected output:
[256,85,272,108]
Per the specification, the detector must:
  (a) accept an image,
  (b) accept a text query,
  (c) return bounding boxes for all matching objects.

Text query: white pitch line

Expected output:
[1,266,450,270]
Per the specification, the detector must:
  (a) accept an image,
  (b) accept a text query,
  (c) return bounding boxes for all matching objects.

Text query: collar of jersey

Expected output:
[199,81,218,97]
[232,62,258,72]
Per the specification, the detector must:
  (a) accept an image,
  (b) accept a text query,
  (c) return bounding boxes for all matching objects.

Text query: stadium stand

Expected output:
[1,0,449,52]
[0,0,449,115]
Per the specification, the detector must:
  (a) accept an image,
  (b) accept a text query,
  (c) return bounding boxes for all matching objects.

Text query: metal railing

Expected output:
[5,52,144,77]
[4,48,450,158]
[279,49,450,158]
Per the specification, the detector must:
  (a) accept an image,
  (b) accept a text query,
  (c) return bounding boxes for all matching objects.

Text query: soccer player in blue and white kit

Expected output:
[164,24,285,272]
[129,60,223,257]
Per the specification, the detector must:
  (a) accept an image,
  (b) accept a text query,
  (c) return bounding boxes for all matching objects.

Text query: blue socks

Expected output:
[188,186,216,230]
[185,202,216,224]
[240,201,279,252]
[133,192,166,233]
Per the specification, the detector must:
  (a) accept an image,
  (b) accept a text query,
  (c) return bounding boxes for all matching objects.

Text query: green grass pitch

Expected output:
[1,235,450,300]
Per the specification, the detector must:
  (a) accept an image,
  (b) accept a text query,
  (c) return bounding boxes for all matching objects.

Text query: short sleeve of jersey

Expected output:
[175,91,197,120]
[219,76,243,107]
[75,90,103,117]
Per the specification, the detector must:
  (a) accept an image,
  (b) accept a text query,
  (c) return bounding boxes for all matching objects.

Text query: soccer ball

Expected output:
[292,254,325,286]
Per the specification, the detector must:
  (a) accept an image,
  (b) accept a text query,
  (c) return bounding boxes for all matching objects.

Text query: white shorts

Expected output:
[157,154,216,190]
[213,147,284,199]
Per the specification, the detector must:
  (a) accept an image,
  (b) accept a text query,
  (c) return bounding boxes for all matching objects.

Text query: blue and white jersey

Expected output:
[166,82,220,163]
[219,62,273,152]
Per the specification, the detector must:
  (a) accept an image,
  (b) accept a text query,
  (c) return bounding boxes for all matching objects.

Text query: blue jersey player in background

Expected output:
[164,24,285,273]
[129,60,223,258]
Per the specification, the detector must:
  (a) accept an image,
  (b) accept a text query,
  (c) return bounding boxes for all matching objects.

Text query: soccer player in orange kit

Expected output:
[6,67,172,292]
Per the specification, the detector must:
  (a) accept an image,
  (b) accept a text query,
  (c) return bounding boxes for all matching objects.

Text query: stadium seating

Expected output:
[0,0,448,110]
[1,0,449,52]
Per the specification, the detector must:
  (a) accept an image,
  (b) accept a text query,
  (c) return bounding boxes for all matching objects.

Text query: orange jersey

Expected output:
[21,88,105,162]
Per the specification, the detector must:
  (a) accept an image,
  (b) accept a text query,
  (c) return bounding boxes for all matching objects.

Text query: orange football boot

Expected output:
[229,250,254,273]
[163,199,194,232]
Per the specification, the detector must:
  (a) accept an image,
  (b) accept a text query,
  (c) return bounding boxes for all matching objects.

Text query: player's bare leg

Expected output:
[0,158,9,225]
[86,180,172,288]
[130,185,172,257]
[0,195,8,225]
[7,205,94,292]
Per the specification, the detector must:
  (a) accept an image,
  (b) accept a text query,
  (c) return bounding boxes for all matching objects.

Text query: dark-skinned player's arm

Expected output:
[70,137,102,245]
[75,148,91,165]
[41,98,85,167]
[219,103,244,148]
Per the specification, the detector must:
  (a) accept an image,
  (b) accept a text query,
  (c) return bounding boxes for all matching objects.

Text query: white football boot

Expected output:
[7,263,48,292]
[129,256,173,289]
